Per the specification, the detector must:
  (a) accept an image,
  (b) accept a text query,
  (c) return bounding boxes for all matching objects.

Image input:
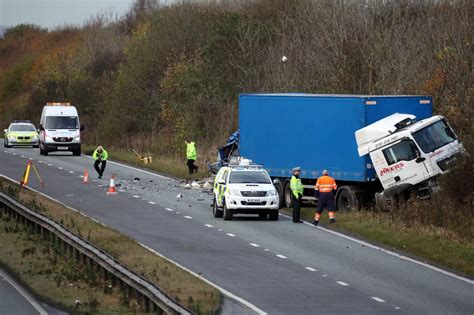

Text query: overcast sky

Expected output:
[0,0,134,29]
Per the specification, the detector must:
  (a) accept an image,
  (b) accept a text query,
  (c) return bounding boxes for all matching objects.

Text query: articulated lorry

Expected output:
[237,94,462,211]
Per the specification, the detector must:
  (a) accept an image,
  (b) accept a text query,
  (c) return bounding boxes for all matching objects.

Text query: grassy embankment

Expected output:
[82,144,207,180]
[0,177,220,314]
[281,207,474,277]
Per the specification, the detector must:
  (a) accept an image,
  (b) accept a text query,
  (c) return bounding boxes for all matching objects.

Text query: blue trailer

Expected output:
[238,93,433,209]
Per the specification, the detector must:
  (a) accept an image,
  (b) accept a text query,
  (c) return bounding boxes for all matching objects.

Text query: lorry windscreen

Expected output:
[45,116,78,129]
[412,120,456,153]
[229,171,271,184]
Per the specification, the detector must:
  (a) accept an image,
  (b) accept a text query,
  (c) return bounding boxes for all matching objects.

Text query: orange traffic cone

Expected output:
[83,168,89,184]
[106,174,117,195]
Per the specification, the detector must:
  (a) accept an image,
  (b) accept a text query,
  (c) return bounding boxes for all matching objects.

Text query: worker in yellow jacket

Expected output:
[290,167,304,223]
[185,140,198,175]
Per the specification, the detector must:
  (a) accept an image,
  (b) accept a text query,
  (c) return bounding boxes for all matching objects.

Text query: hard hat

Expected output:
[292,166,301,172]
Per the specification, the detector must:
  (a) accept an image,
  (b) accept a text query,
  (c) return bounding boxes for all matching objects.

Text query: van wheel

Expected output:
[273,178,284,209]
[212,198,223,218]
[284,181,293,208]
[269,210,279,221]
[223,204,233,221]
[258,211,268,220]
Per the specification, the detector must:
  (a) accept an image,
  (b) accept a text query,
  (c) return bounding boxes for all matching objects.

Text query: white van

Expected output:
[38,102,84,156]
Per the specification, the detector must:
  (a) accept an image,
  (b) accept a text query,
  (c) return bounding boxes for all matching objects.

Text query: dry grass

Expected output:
[0,177,220,314]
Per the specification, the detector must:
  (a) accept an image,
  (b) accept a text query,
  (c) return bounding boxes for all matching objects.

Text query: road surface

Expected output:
[0,268,51,315]
[0,147,472,315]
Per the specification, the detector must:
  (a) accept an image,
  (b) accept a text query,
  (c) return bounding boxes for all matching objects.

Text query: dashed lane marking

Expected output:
[148,201,156,205]
[305,267,317,272]
[20,155,25,157]
[165,208,173,212]
[336,281,349,286]
[47,164,52,166]
[226,233,236,237]
[57,167,63,170]
[276,254,287,259]
[184,216,192,219]
[132,195,140,198]
[371,297,386,303]
[205,224,213,228]
[68,171,74,174]
[249,243,260,247]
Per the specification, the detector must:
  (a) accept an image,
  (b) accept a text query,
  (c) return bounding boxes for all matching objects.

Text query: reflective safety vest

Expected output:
[93,149,108,161]
[187,142,197,160]
[315,175,337,193]
[290,175,304,197]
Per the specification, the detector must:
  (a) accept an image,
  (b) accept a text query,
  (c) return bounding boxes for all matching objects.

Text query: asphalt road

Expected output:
[0,147,472,315]
[0,268,48,315]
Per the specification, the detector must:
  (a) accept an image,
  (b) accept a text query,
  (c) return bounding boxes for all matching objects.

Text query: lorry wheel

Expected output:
[258,211,268,220]
[212,198,223,218]
[223,204,233,221]
[269,210,279,221]
[273,178,284,209]
[375,192,397,212]
[283,181,293,208]
[336,186,360,211]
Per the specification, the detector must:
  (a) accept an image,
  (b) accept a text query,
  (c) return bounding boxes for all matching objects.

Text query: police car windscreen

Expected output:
[229,171,271,184]
[45,116,78,129]
[11,124,35,131]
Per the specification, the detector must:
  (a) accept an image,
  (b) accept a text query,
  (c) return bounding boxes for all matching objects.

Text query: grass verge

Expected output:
[82,144,207,179]
[282,207,474,277]
[0,177,220,314]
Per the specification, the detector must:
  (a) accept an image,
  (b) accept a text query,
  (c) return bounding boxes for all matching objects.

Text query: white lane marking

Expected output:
[165,208,173,212]
[84,154,170,179]
[336,281,349,286]
[249,243,260,247]
[57,167,63,170]
[276,254,287,259]
[371,297,386,303]
[0,270,48,315]
[68,171,74,174]
[148,201,156,205]
[226,233,236,237]
[20,155,25,157]
[218,229,222,231]
[205,224,214,228]
[47,164,52,166]
[264,249,269,251]
[395,306,401,310]
[305,267,317,272]
[79,175,84,178]
[133,195,140,198]
[322,274,328,277]
[184,216,192,219]
[138,243,267,315]
[29,158,33,160]
[12,153,17,155]
[279,213,474,285]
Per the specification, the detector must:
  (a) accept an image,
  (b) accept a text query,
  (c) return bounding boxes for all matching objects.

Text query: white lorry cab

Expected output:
[38,102,84,156]
[212,159,279,221]
[356,113,462,210]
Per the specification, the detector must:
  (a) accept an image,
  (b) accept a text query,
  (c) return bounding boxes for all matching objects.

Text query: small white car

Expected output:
[212,163,279,221]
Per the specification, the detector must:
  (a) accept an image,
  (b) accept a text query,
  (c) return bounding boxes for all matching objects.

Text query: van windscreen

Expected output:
[45,116,78,129]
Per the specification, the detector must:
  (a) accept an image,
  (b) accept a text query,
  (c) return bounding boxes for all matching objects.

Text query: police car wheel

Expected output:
[213,199,223,218]
[223,204,233,221]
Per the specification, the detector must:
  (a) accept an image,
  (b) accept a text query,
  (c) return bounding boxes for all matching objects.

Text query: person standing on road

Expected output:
[185,140,198,175]
[93,146,108,179]
[290,167,304,223]
[313,169,337,226]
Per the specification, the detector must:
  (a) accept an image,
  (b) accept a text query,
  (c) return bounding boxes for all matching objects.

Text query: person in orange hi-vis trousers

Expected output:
[313,170,337,226]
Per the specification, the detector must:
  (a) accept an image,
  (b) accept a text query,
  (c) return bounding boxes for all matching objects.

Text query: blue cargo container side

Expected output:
[239,94,368,181]
[239,94,433,183]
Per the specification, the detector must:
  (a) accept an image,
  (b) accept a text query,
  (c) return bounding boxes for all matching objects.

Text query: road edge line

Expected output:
[138,243,267,315]
[0,269,48,315]
[0,174,266,315]
[279,214,474,284]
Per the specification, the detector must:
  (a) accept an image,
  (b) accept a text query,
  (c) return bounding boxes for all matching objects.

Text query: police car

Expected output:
[3,121,39,148]
[212,159,279,221]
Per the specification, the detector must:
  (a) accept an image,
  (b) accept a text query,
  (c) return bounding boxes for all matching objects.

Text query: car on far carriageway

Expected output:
[3,121,39,148]
[212,159,280,221]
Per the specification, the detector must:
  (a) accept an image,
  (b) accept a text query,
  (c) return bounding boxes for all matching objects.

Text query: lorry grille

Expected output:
[241,191,267,197]
[17,136,31,140]
[53,137,73,143]
[241,201,267,206]
[437,153,461,172]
